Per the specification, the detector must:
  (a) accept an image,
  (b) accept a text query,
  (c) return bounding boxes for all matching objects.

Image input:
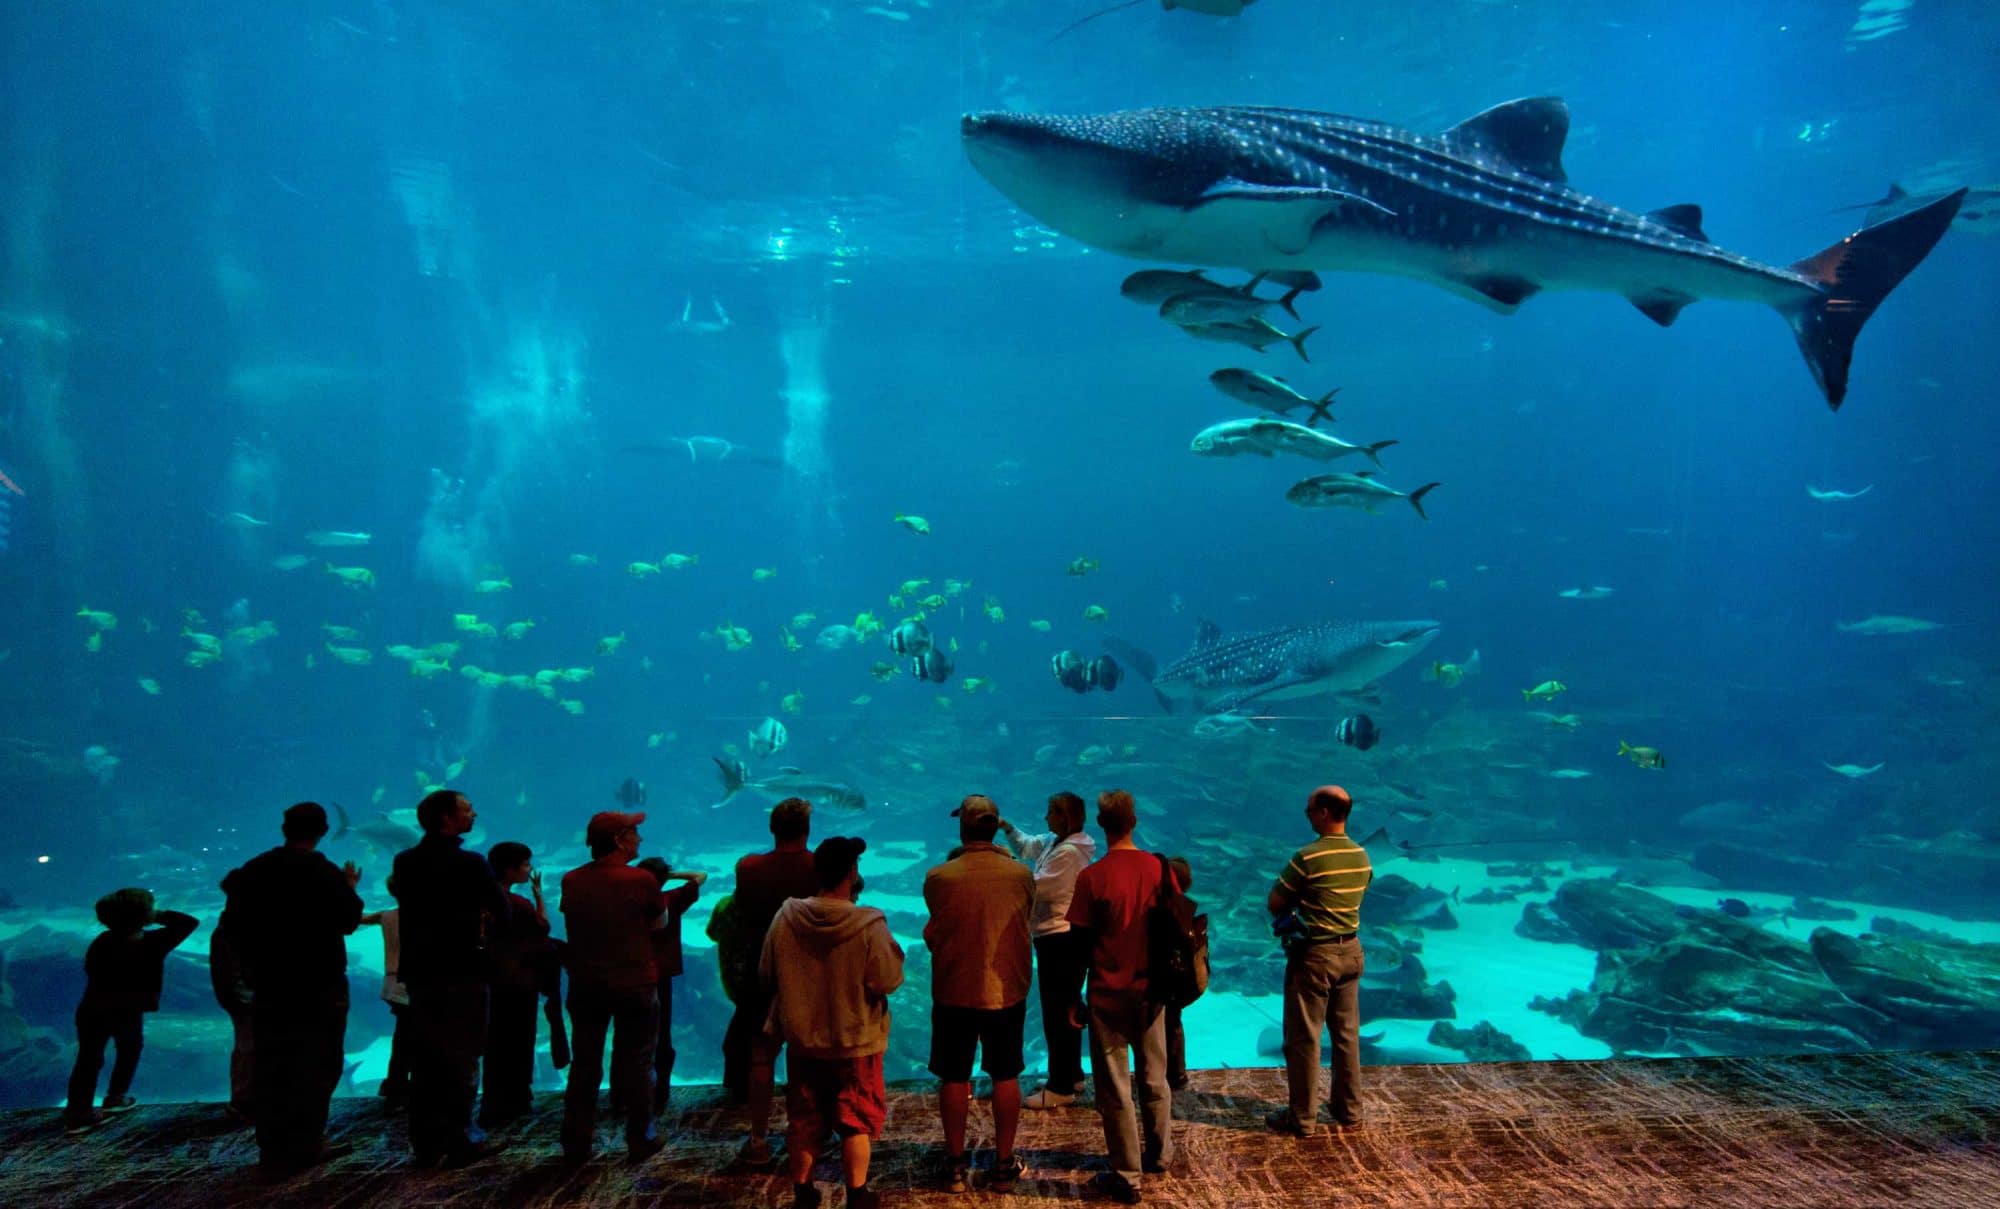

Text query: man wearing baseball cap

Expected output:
[922,795,1034,1192]
[1265,785,1372,1137]
[558,809,670,1164]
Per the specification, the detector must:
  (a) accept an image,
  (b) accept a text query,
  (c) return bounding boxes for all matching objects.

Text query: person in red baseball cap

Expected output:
[558,810,670,1164]
[1265,785,1372,1138]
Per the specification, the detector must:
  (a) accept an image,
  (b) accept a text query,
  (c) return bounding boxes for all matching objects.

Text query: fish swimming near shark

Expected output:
[1107,618,1438,715]
[1190,417,1396,465]
[961,97,1965,409]
[712,757,867,811]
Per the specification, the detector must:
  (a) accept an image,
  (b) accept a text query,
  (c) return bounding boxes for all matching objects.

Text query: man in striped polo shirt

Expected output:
[1265,784,1372,1136]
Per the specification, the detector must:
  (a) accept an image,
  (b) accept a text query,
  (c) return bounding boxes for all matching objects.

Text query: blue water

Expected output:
[0,2,1995,1106]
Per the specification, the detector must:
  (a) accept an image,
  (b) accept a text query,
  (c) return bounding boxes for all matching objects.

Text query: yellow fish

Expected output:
[1028,619,1052,633]
[627,561,661,578]
[77,608,119,631]
[475,578,512,594]
[84,632,103,654]
[324,563,376,588]
[503,621,536,640]
[1082,605,1109,622]
[1618,741,1666,770]
[661,553,698,570]
[894,513,930,535]
[752,567,777,582]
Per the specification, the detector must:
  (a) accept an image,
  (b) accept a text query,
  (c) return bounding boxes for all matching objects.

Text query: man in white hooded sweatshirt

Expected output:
[761,836,904,1209]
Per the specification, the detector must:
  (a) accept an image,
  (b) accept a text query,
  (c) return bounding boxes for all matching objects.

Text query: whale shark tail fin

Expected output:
[1786,187,1963,410]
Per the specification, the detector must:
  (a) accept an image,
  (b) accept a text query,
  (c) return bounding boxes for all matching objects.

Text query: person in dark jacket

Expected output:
[481,840,551,1126]
[633,855,705,1115]
[62,887,198,1134]
[219,801,363,1176]
[208,915,254,1124]
[391,789,508,1167]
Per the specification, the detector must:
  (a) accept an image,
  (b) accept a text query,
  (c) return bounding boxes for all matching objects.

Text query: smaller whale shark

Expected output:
[1109,618,1438,715]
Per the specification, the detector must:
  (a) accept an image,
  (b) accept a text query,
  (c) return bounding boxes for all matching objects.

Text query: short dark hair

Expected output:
[635,856,672,886]
[965,814,1001,842]
[1049,791,1086,835]
[95,887,154,932]
[770,797,812,842]
[813,836,866,890]
[417,789,464,833]
[281,801,329,842]
[488,841,531,874]
[1167,855,1193,891]
[1309,786,1354,825]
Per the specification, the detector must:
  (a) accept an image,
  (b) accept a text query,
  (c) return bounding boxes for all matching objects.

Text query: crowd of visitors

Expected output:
[60,783,1373,1204]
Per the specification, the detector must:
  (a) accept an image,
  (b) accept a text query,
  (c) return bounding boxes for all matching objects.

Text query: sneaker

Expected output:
[735,1136,775,1169]
[1023,1087,1077,1110]
[942,1156,969,1193]
[988,1155,1025,1192]
[63,1115,99,1137]
[1265,1108,1315,1138]
[1091,1172,1142,1204]
[791,1182,822,1209]
[101,1095,137,1114]
[628,1134,665,1163]
[847,1187,880,1209]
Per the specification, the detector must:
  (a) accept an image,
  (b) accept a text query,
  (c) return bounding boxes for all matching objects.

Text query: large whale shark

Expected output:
[961,97,1963,410]
[1109,619,1439,715]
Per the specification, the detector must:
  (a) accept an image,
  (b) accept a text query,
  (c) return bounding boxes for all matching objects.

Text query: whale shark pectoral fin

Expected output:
[1191,180,1393,257]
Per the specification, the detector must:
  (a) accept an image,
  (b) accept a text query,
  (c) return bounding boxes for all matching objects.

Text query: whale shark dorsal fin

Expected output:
[1646,204,1709,242]
[1195,619,1222,649]
[1445,97,1570,184]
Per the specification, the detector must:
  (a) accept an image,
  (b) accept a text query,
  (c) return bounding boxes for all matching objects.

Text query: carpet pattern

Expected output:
[4,1050,1996,1207]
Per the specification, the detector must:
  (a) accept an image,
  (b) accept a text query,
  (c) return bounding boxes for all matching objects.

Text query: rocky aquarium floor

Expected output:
[4,1051,1996,1208]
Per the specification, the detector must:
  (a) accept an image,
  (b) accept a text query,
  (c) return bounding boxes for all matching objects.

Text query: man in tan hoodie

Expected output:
[761,836,904,1209]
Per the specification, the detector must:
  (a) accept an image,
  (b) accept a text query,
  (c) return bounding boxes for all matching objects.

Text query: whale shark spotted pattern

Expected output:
[1111,619,1440,716]
[961,97,1965,409]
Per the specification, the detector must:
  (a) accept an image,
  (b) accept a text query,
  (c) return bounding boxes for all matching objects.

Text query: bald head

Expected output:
[1308,784,1352,831]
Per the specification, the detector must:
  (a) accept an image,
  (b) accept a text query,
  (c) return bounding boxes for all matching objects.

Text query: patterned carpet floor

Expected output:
[4,1050,1997,1207]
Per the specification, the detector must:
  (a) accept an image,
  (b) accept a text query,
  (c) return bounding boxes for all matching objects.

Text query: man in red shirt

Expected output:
[719,797,817,1166]
[558,810,671,1164]
[1065,789,1175,1205]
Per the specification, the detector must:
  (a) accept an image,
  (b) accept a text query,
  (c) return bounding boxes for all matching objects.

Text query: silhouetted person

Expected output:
[717,796,817,1166]
[392,789,508,1166]
[1266,784,1372,1137]
[763,836,902,1209]
[482,841,552,1126]
[1164,855,1194,1092]
[923,795,1034,1193]
[208,913,254,1124]
[220,801,363,1176]
[1000,790,1096,1110]
[634,855,705,1115]
[559,810,668,1164]
[1066,790,1175,1205]
[62,888,197,1133]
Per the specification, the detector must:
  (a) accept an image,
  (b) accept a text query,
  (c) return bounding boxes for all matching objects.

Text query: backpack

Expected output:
[1146,854,1210,1009]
